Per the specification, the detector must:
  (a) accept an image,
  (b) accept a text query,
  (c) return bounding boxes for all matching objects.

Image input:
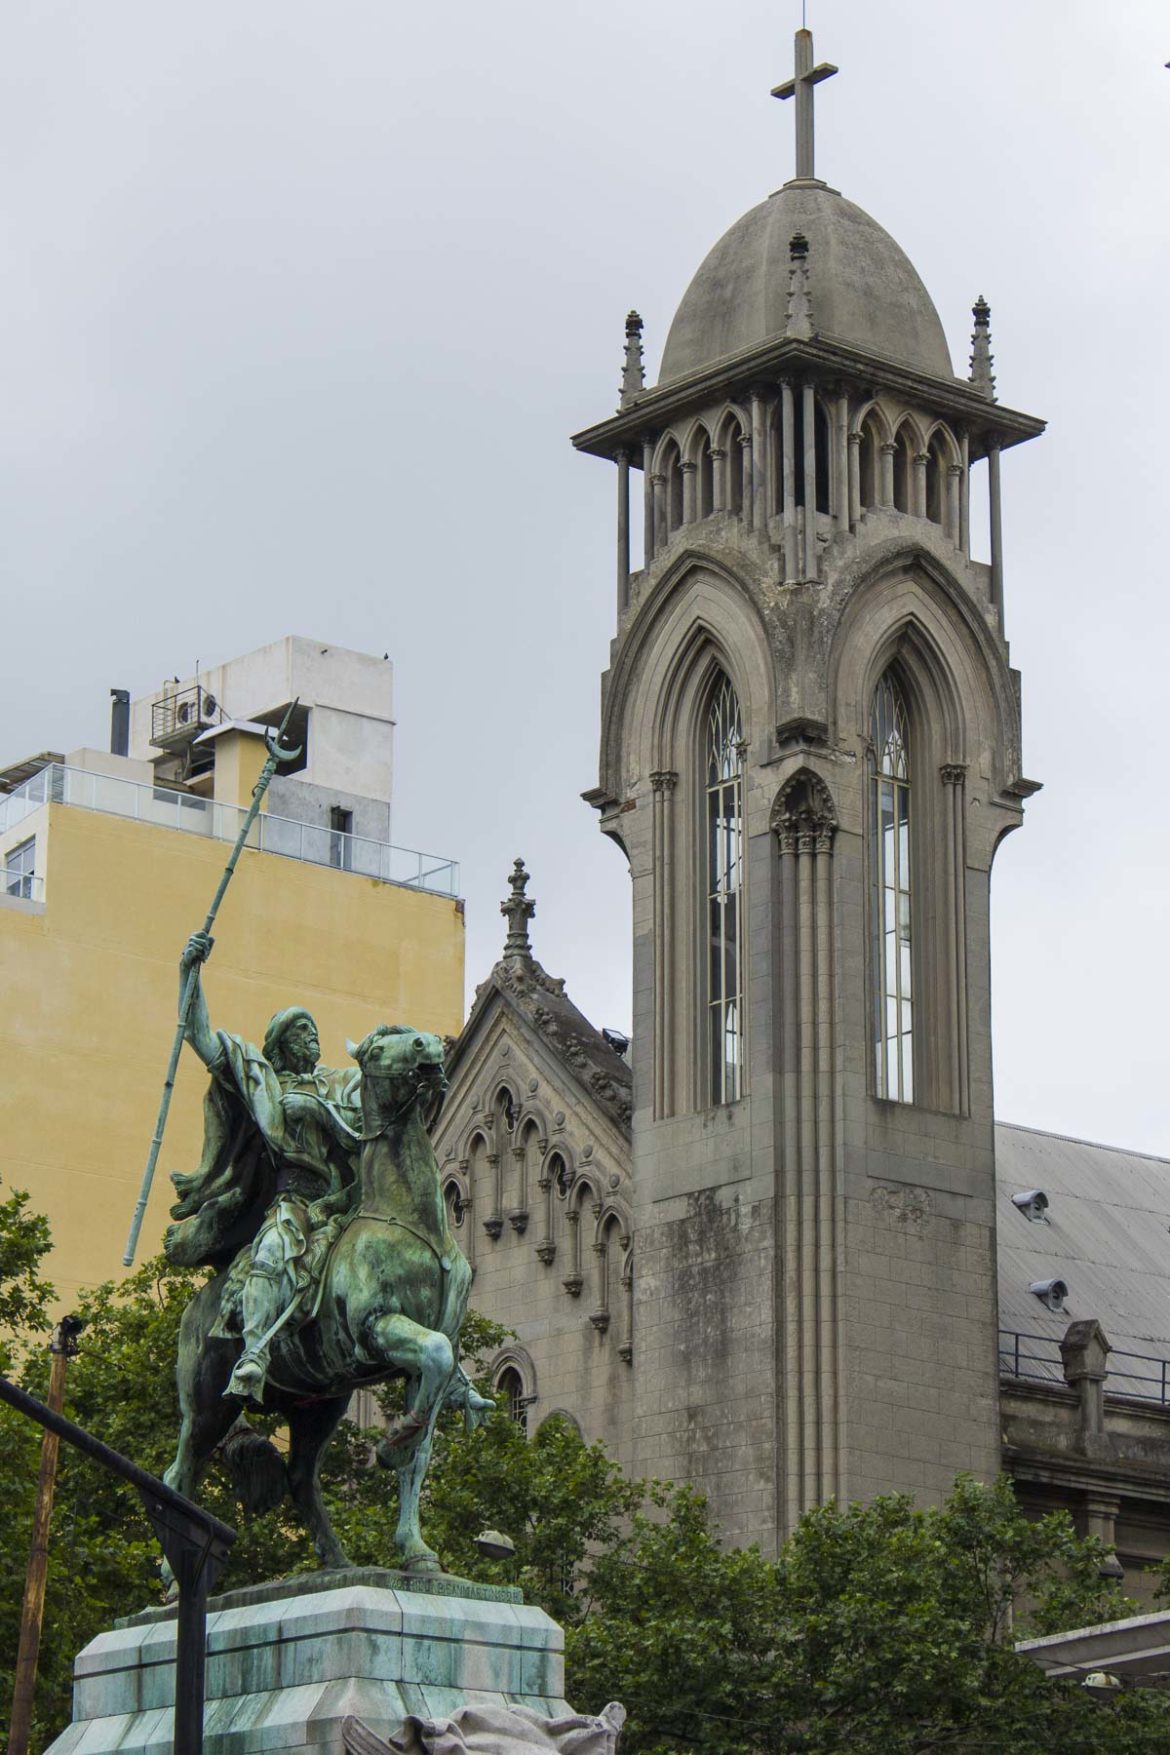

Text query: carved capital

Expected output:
[771,767,838,851]
[679,459,697,476]
[847,429,862,446]
[507,1208,529,1235]
[590,1308,612,1334]
[618,1341,633,1364]
[650,769,679,794]
[613,445,629,465]
[947,463,963,478]
[940,763,967,786]
[562,1272,583,1298]
[650,472,666,487]
[483,1214,504,1240]
[737,433,752,451]
[880,441,896,457]
[913,451,929,467]
[535,1239,556,1264]
[709,447,726,461]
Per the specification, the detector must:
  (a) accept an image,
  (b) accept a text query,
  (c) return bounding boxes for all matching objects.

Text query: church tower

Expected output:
[574,30,1044,1551]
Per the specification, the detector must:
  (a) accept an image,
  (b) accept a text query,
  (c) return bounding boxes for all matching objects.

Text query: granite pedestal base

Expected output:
[47,1568,572,1755]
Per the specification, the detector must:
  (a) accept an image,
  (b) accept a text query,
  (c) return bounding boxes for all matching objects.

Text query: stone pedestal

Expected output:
[47,1568,572,1755]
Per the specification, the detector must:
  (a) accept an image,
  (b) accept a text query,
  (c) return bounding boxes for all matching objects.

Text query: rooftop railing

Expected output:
[999,1328,1170,1409]
[0,764,459,898]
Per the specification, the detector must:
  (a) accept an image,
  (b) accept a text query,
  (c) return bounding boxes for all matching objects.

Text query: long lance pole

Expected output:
[122,700,302,1267]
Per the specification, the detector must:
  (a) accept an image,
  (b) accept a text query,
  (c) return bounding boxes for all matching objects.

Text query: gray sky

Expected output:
[2,2,1167,1154]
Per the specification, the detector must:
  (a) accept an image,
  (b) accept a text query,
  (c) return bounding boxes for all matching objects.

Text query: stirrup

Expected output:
[225,1348,268,1403]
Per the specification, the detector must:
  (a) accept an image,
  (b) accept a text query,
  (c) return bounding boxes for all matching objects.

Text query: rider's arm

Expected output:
[180,933,225,1072]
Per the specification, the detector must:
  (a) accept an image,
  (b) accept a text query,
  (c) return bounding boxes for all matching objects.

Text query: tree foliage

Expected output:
[3,1198,1170,1755]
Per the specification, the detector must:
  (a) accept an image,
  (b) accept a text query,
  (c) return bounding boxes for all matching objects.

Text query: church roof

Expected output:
[446,862,633,1136]
[996,1121,1170,1378]
[659,181,954,388]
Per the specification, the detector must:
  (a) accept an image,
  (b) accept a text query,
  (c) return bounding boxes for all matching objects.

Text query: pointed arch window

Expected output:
[704,674,745,1105]
[871,672,913,1101]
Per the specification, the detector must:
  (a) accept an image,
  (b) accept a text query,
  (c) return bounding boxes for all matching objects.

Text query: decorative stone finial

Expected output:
[785,234,814,340]
[501,859,535,960]
[619,311,645,409]
[969,296,996,401]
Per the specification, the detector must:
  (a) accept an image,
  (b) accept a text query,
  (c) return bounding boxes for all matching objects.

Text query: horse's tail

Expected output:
[220,1416,287,1516]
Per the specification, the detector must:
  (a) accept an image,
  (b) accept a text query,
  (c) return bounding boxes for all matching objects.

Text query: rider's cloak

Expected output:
[165,1030,362,1271]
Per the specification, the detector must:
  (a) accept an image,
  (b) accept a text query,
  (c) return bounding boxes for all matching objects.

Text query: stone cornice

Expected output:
[572,331,1044,464]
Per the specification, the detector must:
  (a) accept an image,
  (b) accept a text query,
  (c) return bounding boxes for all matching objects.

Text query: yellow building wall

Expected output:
[0,802,464,1309]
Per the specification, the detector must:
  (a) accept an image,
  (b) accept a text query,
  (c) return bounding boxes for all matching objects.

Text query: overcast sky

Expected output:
[1,2,1167,1154]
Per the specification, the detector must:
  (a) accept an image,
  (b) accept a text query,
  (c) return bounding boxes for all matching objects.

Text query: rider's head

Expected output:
[264,1007,321,1075]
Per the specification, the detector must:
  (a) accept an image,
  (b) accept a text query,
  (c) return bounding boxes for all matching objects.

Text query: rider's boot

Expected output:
[225,1263,284,1404]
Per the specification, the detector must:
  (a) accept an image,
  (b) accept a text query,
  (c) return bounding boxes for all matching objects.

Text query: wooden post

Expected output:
[8,1318,83,1755]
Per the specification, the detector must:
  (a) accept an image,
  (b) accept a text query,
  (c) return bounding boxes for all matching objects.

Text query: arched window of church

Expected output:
[926,433,948,525]
[661,439,684,533]
[858,413,882,510]
[496,1365,527,1432]
[870,671,913,1102]
[722,418,745,514]
[892,426,914,514]
[704,673,745,1107]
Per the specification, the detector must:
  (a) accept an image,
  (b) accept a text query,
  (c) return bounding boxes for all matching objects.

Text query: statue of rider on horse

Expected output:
[160,933,491,1576]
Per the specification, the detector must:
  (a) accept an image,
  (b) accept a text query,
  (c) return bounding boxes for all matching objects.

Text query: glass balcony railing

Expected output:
[0,764,459,898]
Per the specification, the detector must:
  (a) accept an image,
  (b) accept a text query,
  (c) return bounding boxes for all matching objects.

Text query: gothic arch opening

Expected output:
[892,424,915,514]
[858,411,885,510]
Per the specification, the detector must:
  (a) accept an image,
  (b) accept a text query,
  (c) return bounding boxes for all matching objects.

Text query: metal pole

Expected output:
[123,700,302,1265]
[7,1318,83,1755]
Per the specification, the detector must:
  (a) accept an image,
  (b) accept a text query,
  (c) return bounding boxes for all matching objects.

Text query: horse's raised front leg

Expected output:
[286,1395,352,1570]
[395,1406,444,1572]
[366,1315,453,1466]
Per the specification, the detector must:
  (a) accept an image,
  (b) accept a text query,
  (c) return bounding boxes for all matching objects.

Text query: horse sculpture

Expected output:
[164,1024,476,1577]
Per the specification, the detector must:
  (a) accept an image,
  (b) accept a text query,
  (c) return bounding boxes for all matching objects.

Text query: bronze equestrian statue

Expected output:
[162,934,488,1579]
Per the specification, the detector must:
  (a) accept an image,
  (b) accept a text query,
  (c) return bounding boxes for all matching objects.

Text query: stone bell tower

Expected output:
[574,29,1044,1552]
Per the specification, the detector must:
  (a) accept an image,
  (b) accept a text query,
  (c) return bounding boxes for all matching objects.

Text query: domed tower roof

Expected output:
[659,181,954,386]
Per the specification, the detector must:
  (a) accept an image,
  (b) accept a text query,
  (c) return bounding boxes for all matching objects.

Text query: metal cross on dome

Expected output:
[772,27,838,183]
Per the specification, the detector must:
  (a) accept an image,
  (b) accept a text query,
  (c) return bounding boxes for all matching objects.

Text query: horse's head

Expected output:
[347,1025,448,1129]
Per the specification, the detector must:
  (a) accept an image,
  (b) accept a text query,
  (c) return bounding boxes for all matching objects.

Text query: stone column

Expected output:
[615,447,630,617]
[880,441,895,507]
[847,430,862,530]
[988,443,1004,621]
[484,1152,503,1239]
[643,438,656,568]
[940,764,969,1115]
[773,772,840,1526]
[801,383,818,579]
[509,1142,529,1234]
[711,446,727,513]
[781,380,798,581]
[652,472,667,552]
[913,451,929,519]
[562,1204,583,1297]
[739,433,752,520]
[946,463,962,545]
[835,391,850,532]
[959,430,971,555]
[680,459,697,525]
[534,1164,555,1264]
[589,1239,610,1333]
[651,770,678,1118]
[618,1253,633,1364]
[751,390,768,533]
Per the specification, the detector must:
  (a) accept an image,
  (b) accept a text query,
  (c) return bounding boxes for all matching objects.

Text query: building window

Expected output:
[870,672,913,1101]
[704,674,744,1106]
[328,806,353,870]
[496,1366,527,1432]
[5,837,35,899]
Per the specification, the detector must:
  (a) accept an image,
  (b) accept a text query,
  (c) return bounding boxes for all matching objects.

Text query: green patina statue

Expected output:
[161,934,489,1579]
